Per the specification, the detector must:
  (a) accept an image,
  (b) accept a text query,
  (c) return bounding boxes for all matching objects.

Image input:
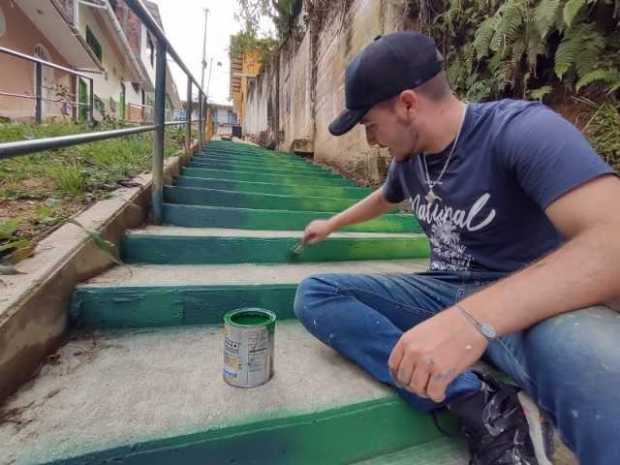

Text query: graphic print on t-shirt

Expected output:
[410,192,496,271]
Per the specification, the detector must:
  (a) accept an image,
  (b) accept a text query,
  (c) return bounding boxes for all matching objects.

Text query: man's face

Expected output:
[360,98,421,162]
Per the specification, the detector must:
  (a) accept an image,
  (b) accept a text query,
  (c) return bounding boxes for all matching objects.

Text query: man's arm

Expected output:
[456,174,620,334]
[388,174,620,402]
[302,188,397,244]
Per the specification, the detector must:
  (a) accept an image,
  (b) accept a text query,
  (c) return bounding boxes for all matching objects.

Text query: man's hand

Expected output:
[302,219,335,245]
[388,308,488,403]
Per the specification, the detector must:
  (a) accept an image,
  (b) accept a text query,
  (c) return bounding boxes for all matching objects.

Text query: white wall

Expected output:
[78,4,131,120]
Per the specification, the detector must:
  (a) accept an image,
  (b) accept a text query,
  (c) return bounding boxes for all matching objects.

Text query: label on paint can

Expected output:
[223,308,276,388]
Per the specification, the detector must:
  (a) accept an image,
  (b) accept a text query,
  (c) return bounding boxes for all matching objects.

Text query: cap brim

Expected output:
[328,107,370,136]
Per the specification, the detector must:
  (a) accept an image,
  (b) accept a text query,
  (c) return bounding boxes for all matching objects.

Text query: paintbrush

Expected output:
[289,239,306,257]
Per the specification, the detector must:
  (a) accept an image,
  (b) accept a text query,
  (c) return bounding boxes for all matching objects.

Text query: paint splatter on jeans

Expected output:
[294,270,620,465]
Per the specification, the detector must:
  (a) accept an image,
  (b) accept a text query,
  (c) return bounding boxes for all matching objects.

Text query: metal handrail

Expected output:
[0,0,209,224]
[0,47,99,80]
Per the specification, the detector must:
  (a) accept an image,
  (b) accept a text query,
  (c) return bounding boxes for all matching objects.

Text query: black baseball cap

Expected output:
[329,31,443,136]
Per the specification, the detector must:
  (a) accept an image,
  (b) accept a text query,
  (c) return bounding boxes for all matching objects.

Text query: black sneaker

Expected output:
[446,374,554,465]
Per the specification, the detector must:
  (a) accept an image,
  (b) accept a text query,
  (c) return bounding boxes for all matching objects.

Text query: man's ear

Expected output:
[397,90,418,119]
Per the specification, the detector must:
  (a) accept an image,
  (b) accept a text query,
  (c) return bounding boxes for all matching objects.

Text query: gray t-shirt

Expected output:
[382,99,615,273]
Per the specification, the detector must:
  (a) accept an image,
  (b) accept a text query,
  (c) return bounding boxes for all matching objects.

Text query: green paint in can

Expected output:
[223,308,276,388]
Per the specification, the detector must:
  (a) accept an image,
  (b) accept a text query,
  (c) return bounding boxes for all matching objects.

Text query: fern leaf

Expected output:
[535,0,562,38]
[493,0,525,52]
[563,0,587,27]
[474,17,498,59]
[554,22,605,83]
[528,85,553,101]
[575,28,606,78]
[576,69,620,90]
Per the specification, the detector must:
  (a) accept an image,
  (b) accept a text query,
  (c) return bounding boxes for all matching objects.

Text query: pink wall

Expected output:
[0,3,76,121]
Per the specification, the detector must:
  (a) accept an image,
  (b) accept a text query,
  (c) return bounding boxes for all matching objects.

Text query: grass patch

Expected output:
[0,121,188,263]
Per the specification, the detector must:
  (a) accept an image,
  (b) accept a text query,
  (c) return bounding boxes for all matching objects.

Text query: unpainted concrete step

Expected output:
[162,203,420,232]
[0,322,450,465]
[71,260,428,329]
[121,225,429,264]
[174,175,372,199]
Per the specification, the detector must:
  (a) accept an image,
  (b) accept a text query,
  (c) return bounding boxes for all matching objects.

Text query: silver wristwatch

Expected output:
[455,304,497,341]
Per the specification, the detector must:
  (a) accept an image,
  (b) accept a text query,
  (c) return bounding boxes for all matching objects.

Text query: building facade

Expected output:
[0,0,181,124]
[0,0,101,121]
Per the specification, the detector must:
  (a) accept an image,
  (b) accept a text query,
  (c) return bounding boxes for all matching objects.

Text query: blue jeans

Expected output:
[294,271,620,465]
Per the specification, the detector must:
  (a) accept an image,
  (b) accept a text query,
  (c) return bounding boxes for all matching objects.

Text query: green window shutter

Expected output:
[86,26,102,61]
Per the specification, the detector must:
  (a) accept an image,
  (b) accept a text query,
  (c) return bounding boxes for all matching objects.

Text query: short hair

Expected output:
[414,71,452,101]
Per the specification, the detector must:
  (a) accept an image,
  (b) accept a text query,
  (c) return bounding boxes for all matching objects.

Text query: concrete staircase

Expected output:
[0,141,471,465]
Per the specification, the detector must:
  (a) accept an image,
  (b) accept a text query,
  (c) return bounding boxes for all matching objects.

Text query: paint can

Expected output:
[223,308,276,388]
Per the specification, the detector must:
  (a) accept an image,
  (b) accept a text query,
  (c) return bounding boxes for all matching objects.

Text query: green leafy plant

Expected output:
[408,0,620,100]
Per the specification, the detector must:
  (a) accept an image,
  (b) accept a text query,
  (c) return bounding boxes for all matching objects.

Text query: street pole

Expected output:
[206,57,213,102]
[200,8,209,91]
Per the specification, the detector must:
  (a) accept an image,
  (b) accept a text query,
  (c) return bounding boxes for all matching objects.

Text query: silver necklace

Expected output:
[419,104,468,205]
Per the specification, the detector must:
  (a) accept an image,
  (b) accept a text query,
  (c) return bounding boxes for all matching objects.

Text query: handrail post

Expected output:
[186,79,192,153]
[35,62,42,124]
[198,91,204,148]
[152,38,167,224]
[89,79,94,123]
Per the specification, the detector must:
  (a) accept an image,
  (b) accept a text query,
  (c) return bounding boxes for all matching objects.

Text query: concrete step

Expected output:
[163,185,362,212]
[121,225,429,264]
[162,204,420,232]
[0,321,452,465]
[71,260,428,329]
[181,167,356,187]
[174,175,372,199]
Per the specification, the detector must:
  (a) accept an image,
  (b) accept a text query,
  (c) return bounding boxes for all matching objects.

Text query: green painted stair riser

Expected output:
[163,204,421,233]
[43,397,457,465]
[188,162,339,179]
[164,186,361,212]
[192,155,330,173]
[121,235,430,265]
[189,159,334,176]
[174,176,371,199]
[182,167,356,187]
[201,147,300,159]
[70,284,298,329]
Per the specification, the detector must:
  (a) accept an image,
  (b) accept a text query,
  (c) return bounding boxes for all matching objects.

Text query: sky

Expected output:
[154,0,241,106]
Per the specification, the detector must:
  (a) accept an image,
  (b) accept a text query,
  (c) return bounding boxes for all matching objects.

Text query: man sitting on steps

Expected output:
[293,31,620,465]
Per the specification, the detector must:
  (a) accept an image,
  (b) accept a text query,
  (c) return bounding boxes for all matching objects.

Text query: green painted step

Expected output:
[121,230,429,264]
[194,152,326,169]
[42,398,459,465]
[199,150,323,166]
[163,185,361,212]
[175,175,371,199]
[188,160,339,177]
[189,158,333,175]
[71,283,298,329]
[163,204,421,232]
[70,260,428,329]
[353,436,467,465]
[3,320,456,465]
[199,150,305,163]
[182,167,355,187]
